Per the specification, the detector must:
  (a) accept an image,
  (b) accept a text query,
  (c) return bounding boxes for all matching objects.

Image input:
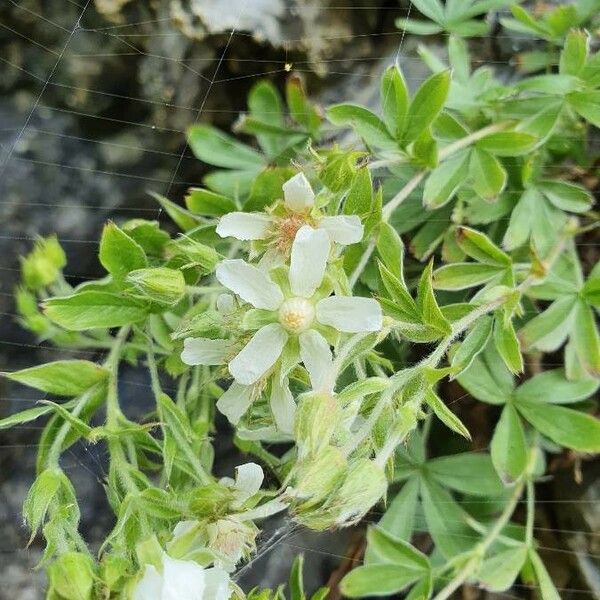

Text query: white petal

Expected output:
[203,567,230,600]
[181,337,231,366]
[299,329,333,392]
[172,520,196,539]
[282,173,315,212]
[228,323,288,385]
[257,247,285,272]
[162,556,206,600]
[316,296,383,333]
[216,212,272,240]
[235,498,288,521]
[216,259,283,310]
[289,226,330,298]
[216,383,253,425]
[319,215,364,245]
[133,565,163,600]
[216,293,235,315]
[234,462,264,501]
[270,376,296,433]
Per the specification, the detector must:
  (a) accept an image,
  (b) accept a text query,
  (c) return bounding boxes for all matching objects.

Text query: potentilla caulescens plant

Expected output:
[2,19,600,600]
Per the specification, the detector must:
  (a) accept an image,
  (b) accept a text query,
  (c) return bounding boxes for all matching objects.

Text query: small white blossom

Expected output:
[182,226,382,428]
[133,554,230,600]
[215,173,363,259]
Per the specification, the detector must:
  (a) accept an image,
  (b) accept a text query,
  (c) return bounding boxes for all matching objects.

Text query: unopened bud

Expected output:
[48,552,95,600]
[294,392,340,459]
[127,267,185,304]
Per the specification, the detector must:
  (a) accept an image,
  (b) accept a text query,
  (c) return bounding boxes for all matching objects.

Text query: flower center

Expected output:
[278,297,315,332]
[273,214,306,253]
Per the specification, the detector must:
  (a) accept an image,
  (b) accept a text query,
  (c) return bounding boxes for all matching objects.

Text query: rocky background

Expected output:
[0,1,598,598]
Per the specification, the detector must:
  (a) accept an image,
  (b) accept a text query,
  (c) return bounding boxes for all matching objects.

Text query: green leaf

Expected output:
[420,477,475,558]
[99,222,147,281]
[366,527,429,570]
[411,0,445,22]
[538,180,593,214]
[248,80,285,157]
[377,223,404,279]
[341,564,423,598]
[568,91,600,127]
[502,188,536,251]
[23,468,64,539]
[518,296,576,352]
[433,263,502,290]
[185,188,236,216]
[425,389,471,440]
[559,30,588,76]
[529,550,560,600]
[448,35,470,82]
[457,343,514,405]
[286,74,321,135]
[479,546,528,592]
[451,316,493,374]
[423,151,470,209]
[186,124,264,169]
[44,292,149,331]
[381,65,409,139]
[572,301,600,377]
[405,576,433,600]
[411,129,438,168]
[203,169,256,198]
[515,369,599,405]
[289,555,305,600]
[379,263,419,320]
[491,404,528,484]
[456,226,511,267]
[344,167,373,216]
[516,401,600,453]
[583,273,600,308]
[377,477,420,542]
[0,405,57,430]
[417,261,452,335]
[150,192,201,232]
[403,70,450,144]
[327,103,396,149]
[396,18,444,35]
[469,148,507,201]
[476,131,537,156]
[245,166,295,211]
[4,361,107,397]
[493,318,524,374]
[426,452,503,497]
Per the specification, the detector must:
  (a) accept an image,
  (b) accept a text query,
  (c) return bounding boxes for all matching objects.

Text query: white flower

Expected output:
[182,226,382,426]
[133,554,230,600]
[215,173,363,255]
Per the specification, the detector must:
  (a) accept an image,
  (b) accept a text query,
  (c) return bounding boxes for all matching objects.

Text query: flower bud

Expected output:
[291,446,347,509]
[48,552,95,600]
[294,392,340,459]
[332,458,387,526]
[127,267,186,305]
[207,518,257,570]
